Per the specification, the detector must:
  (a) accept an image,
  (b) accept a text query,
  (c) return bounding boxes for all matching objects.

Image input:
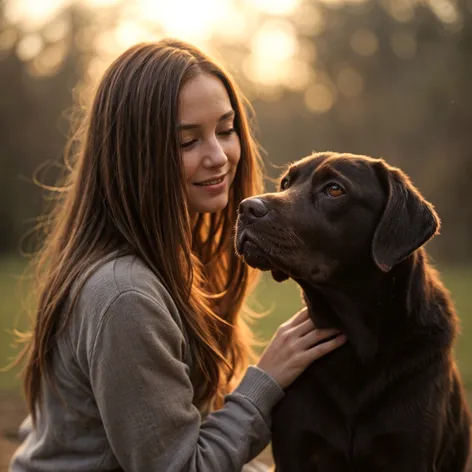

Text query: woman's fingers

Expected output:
[285,309,342,343]
[256,309,348,389]
[299,327,342,349]
[303,334,347,362]
[290,318,315,337]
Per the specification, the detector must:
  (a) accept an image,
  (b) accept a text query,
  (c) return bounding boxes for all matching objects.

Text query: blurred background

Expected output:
[1,0,471,468]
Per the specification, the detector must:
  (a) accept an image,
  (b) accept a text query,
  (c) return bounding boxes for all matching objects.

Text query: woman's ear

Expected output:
[371,161,440,272]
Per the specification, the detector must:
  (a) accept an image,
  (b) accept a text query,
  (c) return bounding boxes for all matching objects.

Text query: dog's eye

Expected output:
[280,177,290,191]
[325,183,345,197]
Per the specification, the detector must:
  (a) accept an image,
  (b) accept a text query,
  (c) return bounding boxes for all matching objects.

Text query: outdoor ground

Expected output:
[1,255,472,470]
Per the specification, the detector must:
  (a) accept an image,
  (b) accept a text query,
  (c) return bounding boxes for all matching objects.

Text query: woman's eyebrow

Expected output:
[219,110,235,121]
[178,110,235,131]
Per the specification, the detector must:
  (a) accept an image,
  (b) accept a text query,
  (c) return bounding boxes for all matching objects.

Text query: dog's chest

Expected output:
[306,346,378,411]
[272,378,418,472]
[271,350,415,468]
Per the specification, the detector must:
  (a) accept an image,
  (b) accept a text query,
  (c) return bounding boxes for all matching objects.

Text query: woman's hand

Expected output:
[256,308,347,389]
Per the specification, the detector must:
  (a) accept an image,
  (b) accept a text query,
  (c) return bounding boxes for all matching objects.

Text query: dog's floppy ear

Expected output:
[371,161,440,272]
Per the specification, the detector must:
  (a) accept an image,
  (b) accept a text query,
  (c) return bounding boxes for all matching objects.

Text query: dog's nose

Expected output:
[238,198,269,222]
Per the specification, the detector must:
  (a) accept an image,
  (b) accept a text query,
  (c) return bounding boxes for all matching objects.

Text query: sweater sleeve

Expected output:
[88,289,284,472]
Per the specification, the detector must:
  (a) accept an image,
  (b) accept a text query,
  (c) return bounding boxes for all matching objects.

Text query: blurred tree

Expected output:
[0,5,82,252]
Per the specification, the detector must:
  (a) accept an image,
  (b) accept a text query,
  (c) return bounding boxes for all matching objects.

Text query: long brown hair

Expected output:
[16,38,264,423]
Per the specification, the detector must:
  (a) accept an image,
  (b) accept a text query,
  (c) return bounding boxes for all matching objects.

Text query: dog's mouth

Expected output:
[236,229,290,281]
[236,233,274,271]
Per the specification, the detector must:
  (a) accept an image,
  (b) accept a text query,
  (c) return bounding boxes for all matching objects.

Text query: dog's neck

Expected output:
[295,249,437,363]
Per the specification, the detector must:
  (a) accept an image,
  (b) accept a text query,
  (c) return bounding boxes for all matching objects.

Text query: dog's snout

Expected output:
[239,198,269,222]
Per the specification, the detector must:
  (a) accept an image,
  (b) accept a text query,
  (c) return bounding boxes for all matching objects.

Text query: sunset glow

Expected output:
[5,0,310,89]
[2,0,462,108]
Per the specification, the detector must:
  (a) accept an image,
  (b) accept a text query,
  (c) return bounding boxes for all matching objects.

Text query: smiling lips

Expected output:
[194,174,226,186]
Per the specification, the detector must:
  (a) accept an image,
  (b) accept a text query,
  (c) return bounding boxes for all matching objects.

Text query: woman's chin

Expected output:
[189,194,229,214]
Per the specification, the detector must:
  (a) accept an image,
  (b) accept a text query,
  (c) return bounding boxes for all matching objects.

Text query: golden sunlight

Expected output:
[249,0,300,15]
[5,0,460,104]
[5,0,312,89]
[245,20,298,85]
[4,0,68,32]
[16,33,43,61]
[135,0,229,41]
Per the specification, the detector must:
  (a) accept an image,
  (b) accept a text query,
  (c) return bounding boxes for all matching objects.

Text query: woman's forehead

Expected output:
[178,73,233,125]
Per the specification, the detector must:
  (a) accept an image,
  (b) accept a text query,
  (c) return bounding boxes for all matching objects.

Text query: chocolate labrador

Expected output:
[235,152,471,471]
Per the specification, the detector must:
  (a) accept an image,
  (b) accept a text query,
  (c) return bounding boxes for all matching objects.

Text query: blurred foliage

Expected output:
[0,0,471,262]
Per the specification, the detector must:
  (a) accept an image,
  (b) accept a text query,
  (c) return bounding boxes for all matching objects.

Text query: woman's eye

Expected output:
[280,177,290,190]
[325,183,345,198]
[219,128,236,136]
[181,139,197,149]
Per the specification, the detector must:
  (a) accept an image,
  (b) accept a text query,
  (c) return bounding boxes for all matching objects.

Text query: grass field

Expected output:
[1,255,472,394]
[0,256,32,391]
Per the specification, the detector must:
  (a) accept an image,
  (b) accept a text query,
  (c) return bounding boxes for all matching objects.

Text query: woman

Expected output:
[10,38,346,471]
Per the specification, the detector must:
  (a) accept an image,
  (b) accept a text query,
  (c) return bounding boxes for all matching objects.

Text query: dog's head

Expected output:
[235,152,440,285]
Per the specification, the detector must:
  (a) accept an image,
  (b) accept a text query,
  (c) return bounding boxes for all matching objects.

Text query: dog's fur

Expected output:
[235,152,471,471]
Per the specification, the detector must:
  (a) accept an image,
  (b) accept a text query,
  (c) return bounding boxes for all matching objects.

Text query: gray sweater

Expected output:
[10,255,284,471]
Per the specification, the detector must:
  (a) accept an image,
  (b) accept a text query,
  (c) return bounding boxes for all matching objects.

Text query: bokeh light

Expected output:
[350,29,378,57]
[390,30,417,60]
[2,0,466,102]
[304,82,335,113]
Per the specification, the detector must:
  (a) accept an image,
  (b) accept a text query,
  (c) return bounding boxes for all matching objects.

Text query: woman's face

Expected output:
[178,73,241,214]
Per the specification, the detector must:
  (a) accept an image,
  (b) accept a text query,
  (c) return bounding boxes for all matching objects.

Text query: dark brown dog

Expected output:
[235,152,471,472]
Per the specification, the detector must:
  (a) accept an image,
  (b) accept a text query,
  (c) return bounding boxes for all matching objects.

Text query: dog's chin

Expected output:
[236,233,292,280]
[240,240,275,271]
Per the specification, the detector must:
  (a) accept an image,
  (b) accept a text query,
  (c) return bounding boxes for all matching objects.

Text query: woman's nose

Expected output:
[203,137,228,168]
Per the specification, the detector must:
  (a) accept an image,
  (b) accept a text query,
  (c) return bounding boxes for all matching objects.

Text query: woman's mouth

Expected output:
[194,175,226,186]
[193,174,228,194]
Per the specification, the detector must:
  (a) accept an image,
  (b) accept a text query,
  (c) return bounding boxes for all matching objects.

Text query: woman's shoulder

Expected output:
[77,254,172,309]
[69,254,183,343]
[66,254,190,379]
